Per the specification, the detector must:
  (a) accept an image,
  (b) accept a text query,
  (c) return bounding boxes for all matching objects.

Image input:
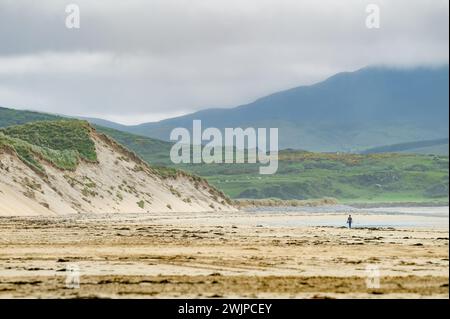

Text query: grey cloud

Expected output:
[0,0,448,124]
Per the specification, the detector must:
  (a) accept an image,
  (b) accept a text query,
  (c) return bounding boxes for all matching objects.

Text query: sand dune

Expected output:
[0,130,235,216]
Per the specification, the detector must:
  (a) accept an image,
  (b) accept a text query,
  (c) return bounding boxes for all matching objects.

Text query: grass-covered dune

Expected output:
[2,120,97,160]
[0,120,96,174]
[0,119,235,215]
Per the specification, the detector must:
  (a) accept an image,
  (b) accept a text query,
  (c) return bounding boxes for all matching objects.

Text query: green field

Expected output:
[187,153,448,204]
[94,127,449,204]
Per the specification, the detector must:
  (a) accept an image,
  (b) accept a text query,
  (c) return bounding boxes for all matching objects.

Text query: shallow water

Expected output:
[247,205,449,228]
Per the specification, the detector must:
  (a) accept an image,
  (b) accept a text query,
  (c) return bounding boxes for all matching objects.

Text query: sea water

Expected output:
[247,205,449,228]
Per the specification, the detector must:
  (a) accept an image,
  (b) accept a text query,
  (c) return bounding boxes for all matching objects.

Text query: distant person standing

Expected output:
[347,215,353,229]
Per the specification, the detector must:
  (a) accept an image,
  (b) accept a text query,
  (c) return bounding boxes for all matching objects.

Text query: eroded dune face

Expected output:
[0,131,235,216]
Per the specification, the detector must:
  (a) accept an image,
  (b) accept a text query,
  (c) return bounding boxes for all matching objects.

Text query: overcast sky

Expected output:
[0,0,448,124]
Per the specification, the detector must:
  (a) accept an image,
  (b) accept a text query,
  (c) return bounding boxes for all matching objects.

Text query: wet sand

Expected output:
[0,211,448,298]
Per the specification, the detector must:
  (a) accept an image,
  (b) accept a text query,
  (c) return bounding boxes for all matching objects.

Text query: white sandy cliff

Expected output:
[0,128,235,216]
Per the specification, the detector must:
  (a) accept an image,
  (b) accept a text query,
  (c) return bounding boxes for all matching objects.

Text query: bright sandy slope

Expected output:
[0,131,235,216]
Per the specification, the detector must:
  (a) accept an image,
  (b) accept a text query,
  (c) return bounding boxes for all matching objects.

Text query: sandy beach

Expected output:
[0,209,448,298]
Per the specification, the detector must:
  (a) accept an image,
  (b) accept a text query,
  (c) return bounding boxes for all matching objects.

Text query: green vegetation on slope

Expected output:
[0,120,97,174]
[200,151,449,204]
[1,120,97,162]
[0,132,79,174]
[0,107,62,127]
[398,143,449,156]
[361,138,449,155]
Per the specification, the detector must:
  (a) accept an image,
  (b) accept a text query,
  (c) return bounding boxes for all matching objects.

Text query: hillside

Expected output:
[74,128,450,204]
[0,121,234,216]
[81,66,449,152]
[0,107,62,127]
[361,138,449,155]
[201,151,449,204]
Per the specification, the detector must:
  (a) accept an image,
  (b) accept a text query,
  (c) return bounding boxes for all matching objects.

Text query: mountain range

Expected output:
[82,66,449,152]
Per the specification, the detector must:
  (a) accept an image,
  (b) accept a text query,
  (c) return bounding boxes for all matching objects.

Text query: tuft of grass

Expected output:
[137,200,145,209]
[152,166,179,179]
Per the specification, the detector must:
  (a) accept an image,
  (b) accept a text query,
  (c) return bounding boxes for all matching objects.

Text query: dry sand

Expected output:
[0,211,448,299]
